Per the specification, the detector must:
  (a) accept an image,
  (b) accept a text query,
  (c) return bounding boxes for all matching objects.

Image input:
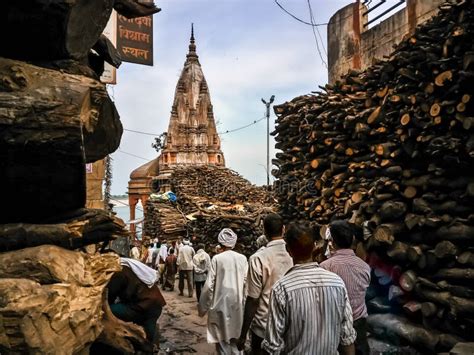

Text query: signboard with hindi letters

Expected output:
[117,14,153,66]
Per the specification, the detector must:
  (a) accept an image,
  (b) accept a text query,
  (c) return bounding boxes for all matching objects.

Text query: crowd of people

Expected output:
[106,213,371,355]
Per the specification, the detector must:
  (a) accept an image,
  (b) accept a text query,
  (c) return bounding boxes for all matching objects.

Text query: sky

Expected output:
[109,0,356,195]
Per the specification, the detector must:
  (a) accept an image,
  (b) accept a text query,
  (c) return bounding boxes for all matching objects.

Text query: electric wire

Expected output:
[123,115,267,138]
[274,0,328,27]
[218,116,266,135]
[117,149,154,161]
[307,0,328,68]
[124,128,160,136]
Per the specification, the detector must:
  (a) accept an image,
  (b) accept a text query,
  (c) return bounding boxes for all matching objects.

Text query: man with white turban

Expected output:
[198,228,248,354]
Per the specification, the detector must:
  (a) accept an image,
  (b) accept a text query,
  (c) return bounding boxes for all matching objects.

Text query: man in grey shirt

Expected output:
[177,238,195,297]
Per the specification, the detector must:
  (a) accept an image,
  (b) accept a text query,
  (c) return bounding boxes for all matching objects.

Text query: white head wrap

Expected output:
[183,239,190,245]
[325,227,332,241]
[218,228,237,248]
[256,235,269,248]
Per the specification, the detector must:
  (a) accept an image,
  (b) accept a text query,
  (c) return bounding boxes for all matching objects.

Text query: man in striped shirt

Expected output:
[321,220,371,355]
[262,222,356,355]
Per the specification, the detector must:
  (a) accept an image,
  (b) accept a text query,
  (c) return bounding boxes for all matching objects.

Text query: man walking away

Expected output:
[198,228,248,355]
[156,242,168,284]
[163,248,178,291]
[193,243,211,301]
[321,220,371,355]
[145,243,157,268]
[177,238,195,297]
[262,222,356,355]
[236,213,293,354]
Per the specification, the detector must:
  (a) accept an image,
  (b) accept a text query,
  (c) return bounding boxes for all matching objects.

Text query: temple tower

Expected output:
[128,25,224,231]
[159,24,225,167]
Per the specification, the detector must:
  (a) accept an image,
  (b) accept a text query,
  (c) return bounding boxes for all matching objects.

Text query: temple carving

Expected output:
[128,25,225,227]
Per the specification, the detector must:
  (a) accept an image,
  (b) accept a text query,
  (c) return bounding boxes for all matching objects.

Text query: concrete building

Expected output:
[128,26,225,230]
[328,0,444,84]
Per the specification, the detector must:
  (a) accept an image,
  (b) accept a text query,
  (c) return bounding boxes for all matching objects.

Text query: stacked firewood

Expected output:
[0,1,160,353]
[273,0,473,352]
[144,201,187,241]
[171,165,273,209]
[144,166,274,255]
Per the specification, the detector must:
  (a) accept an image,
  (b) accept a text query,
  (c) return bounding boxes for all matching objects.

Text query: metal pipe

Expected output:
[364,0,405,27]
[362,0,386,17]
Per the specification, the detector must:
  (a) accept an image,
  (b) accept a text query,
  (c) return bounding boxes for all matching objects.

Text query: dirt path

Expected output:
[157,284,216,355]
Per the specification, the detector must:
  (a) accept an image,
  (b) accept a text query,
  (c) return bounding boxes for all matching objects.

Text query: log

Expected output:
[458,251,474,267]
[435,70,453,86]
[450,342,474,355]
[0,279,104,353]
[0,58,122,223]
[373,223,404,246]
[421,302,438,317]
[114,0,161,18]
[367,106,382,124]
[0,245,120,285]
[435,222,474,242]
[399,270,417,292]
[0,0,114,60]
[379,201,407,221]
[367,313,457,352]
[434,241,458,259]
[0,209,127,252]
[387,241,409,263]
[432,268,474,282]
[403,186,417,199]
[0,247,120,354]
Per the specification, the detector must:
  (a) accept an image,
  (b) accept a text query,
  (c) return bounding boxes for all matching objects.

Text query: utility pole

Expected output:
[261,95,275,188]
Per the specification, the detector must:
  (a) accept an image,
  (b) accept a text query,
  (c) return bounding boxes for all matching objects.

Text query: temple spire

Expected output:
[187,23,197,57]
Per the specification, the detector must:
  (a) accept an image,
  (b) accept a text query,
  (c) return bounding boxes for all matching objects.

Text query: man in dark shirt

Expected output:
[107,258,166,342]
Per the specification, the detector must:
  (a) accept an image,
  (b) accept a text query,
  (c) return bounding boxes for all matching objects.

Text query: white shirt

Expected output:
[145,246,157,264]
[177,244,195,270]
[130,246,140,260]
[247,239,293,338]
[156,244,168,266]
[198,250,248,343]
[193,249,211,282]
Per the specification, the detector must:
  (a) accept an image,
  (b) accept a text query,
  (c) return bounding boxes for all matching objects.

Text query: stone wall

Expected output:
[328,0,444,84]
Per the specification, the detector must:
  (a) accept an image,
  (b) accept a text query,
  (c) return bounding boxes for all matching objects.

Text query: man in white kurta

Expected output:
[198,228,248,355]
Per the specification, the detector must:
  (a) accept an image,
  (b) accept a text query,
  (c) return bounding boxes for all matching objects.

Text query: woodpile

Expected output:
[144,201,187,240]
[171,166,272,206]
[272,0,474,352]
[0,1,160,353]
[144,166,275,256]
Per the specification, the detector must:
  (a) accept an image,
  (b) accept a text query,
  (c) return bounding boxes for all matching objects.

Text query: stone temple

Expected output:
[128,25,225,223]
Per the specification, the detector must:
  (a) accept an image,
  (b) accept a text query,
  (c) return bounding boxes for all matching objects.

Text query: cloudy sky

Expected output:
[109,0,355,195]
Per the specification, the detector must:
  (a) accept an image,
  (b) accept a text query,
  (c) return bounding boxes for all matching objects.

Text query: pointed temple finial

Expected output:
[188,23,197,57]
